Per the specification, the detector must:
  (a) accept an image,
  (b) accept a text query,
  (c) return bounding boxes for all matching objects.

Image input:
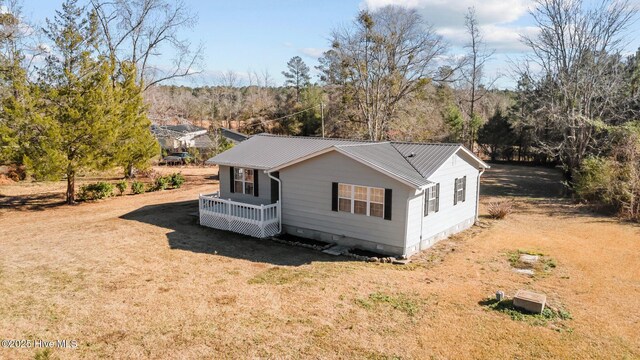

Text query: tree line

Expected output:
[1,0,639,219]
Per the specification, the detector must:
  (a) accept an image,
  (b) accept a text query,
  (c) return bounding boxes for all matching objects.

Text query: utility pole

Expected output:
[321,101,325,138]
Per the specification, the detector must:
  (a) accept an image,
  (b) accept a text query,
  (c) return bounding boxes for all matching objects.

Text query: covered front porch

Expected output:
[199,191,280,238]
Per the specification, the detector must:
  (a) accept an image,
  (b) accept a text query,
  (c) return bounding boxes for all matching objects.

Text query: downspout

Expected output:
[266,171,282,234]
[418,188,426,251]
[475,168,486,223]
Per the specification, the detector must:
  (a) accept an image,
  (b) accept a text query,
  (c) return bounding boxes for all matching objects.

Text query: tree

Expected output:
[90,0,203,90]
[459,7,495,151]
[518,0,638,182]
[478,108,515,161]
[30,0,119,204]
[114,61,159,178]
[318,6,446,140]
[282,56,310,102]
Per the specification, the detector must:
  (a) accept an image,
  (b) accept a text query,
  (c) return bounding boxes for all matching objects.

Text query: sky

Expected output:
[20,0,640,89]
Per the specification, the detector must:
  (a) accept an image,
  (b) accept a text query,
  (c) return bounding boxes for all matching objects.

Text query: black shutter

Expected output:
[229,167,235,193]
[331,182,338,211]
[254,169,259,197]
[424,187,430,216]
[435,183,440,212]
[453,178,458,205]
[270,172,280,203]
[462,176,467,202]
[384,188,392,220]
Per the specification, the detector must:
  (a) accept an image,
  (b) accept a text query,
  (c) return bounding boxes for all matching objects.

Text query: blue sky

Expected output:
[21,0,640,89]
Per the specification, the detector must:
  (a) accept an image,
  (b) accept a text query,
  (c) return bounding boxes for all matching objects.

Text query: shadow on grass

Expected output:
[481,163,567,199]
[120,199,347,266]
[0,193,66,211]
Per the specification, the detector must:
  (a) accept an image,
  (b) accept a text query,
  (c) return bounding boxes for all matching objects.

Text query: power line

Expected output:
[242,104,321,129]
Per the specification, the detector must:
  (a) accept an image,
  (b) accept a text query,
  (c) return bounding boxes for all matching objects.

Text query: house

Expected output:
[151,124,208,151]
[200,134,489,257]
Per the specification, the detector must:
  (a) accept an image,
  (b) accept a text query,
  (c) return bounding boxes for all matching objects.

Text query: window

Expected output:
[338,183,352,212]
[234,168,254,195]
[424,183,439,216]
[337,183,384,218]
[454,176,466,204]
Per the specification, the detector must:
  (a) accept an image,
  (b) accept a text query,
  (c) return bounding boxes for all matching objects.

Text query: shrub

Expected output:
[116,180,128,195]
[487,199,513,219]
[78,182,114,201]
[170,173,185,188]
[155,175,169,190]
[131,181,145,194]
[575,123,640,221]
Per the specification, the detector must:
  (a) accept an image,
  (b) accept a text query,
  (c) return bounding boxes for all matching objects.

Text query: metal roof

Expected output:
[337,143,432,187]
[206,134,488,189]
[206,134,371,170]
[219,128,249,143]
[391,142,462,178]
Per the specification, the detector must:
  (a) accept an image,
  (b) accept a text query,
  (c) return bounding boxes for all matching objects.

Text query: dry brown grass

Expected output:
[0,164,639,359]
[487,199,514,219]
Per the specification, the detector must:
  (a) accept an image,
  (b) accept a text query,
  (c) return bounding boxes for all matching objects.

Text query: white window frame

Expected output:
[234,168,254,195]
[455,177,465,204]
[424,184,439,216]
[337,183,384,218]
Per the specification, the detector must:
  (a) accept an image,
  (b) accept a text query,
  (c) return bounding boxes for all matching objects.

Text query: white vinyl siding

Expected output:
[279,151,412,248]
[405,151,480,253]
[219,166,273,205]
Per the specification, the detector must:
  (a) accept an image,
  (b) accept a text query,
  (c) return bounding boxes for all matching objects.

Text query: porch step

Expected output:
[322,244,351,256]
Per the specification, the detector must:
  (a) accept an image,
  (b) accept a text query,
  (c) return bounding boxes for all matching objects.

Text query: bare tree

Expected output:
[319,6,447,140]
[518,0,637,181]
[459,7,495,151]
[90,0,203,90]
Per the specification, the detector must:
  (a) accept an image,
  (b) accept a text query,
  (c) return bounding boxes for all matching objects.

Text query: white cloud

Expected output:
[361,0,537,55]
[299,47,329,59]
[362,0,533,26]
[437,24,538,53]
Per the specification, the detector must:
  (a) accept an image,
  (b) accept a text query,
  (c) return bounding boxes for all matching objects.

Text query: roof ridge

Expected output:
[390,141,462,146]
[256,133,376,143]
[389,143,426,179]
[335,146,429,187]
[335,142,390,148]
[254,133,463,147]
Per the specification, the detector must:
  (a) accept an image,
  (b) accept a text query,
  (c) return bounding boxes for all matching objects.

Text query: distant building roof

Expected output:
[193,134,215,149]
[219,128,249,143]
[206,134,489,189]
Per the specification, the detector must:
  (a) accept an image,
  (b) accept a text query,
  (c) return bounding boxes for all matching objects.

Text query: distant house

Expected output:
[152,124,208,150]
[200,134,489,257]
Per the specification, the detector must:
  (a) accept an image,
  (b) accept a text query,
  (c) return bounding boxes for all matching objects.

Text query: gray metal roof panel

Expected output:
[336,143,432,187]
[206,134,478,188]
[390,142,462,178]
[206,134,370,169]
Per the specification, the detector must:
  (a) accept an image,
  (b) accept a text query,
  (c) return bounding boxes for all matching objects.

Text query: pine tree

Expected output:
[282,56,310,102]
[114,61,159,178]
[29,0,119,204]
[1,54,36,166]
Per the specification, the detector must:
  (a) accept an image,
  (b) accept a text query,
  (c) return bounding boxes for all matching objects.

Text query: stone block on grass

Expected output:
[513,290,547,314]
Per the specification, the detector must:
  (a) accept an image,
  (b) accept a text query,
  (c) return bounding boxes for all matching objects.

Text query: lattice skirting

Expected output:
[200,211,279,238]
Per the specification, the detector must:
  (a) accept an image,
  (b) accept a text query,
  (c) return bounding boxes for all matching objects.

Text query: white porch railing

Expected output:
[199,191,280,238]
